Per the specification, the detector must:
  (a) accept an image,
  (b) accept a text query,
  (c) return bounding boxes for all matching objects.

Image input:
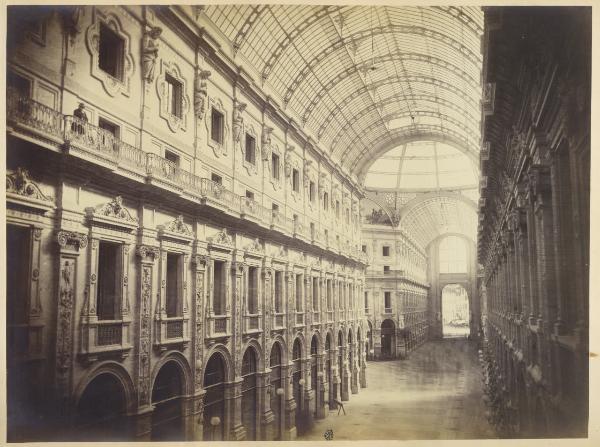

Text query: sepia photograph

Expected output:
[3,1,594,444]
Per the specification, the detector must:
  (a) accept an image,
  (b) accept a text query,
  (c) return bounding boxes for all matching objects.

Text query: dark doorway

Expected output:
[292,338,303,435]
[269,342,283,440]
[75,373,129,441]
[241,348,258,440]
[203,353,226,441]
[310,335,318,417]
[381,319,396,359]
[151,361,184,441]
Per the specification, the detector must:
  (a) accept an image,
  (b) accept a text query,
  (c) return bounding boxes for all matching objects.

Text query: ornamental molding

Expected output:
[136,245,160,260]
[156,59,191,133]
[85,195,138,231]
[157,215,194,243]
[244,238,264,255]
[6,168,56,213]
[85,10,134,97]
[57,230,88,250]
[208,228,233,248]
[194,69,211,120]
[205,95,230,158]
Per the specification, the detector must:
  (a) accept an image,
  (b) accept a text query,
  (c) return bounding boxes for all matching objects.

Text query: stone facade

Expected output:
[362,223,430,360]
[6,5,369,441]
[478,7,590,438]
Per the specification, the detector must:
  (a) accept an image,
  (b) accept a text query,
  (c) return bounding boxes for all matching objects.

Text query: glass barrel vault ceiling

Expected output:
[364,141,479,191]
[201,5,484,177]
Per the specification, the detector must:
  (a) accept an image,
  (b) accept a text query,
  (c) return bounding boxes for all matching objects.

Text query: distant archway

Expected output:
[441,284,470,338]
[380,319,396,359]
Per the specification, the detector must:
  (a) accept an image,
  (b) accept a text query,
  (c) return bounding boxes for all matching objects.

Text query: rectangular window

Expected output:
[8,71,32,97]
[326,279,332,310]
[295,274,303,312]
[245,190,254,200]
[166,253,182,317]
[384,291,391,310]
[163,74,181,118]
[382,246,390,257]
[165,149,180,166]
[312,277,319,310]
[245,134,256,165]
[7,225,31,356]
[271,153,280,179]
[345,208,350,224]
[323,192,329,210]
[336,200,340,218]
[292,169,300,192]
[248,266,258,314]
[211,173,222,185]
[211,108,224,144]
[97,242,120,320]
[309,181,315,202]
[364,291,369,310]
[99,118,120,138]
[383,265,390,273]
[98,23,124,81]
[213,260,225,315]
[274,271,283,313]
[362,245,367,253]
[272,203,279,212]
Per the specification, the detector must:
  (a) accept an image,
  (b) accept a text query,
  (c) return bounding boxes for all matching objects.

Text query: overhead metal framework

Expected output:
[202,5,483,175]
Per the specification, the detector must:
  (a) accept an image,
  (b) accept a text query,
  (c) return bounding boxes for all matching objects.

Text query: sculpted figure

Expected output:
[142,26,162,83]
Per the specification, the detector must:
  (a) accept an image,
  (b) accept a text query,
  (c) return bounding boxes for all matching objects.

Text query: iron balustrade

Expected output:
[7,92,363,259]
[7,89,64,139]
[214,317,227,333]
[97,323,123,346]
[166,319,184,339]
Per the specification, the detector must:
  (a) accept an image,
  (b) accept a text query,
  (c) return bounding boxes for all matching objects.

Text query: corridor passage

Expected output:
[302,339,495,440]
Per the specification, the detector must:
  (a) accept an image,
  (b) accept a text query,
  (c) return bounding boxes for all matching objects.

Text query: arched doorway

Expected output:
[75,373,129,440]
[381,319,396,359]
[325,333,334,408]
[337,331,344,399]
[348,329,354,392]
[151,361,184,441]
[203,353,227,441]
[269,342,283,440]
[241,347,258,440]
[310,335,318,417]
[292,338,304,435]
[441,284,470,338]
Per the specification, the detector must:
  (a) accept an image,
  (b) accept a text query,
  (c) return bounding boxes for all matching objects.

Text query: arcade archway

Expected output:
[441,284,470,338]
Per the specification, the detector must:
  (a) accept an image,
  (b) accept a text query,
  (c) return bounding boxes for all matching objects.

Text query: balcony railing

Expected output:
[201,178,240,212]
[274,313,285,329]
[166,319,184,339]
[312,311,320,323]
[295,312,304,326]
[7,89,64,139]
[6,92,368,265]
[214,316,227,334]
[245,314,261,332]
[326,310,334,322]
[97,323,123,346]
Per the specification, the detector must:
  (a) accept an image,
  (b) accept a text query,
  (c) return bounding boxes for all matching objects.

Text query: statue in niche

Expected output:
[194,70,211,120]
[232,100,246,143]
[142,26,162,83]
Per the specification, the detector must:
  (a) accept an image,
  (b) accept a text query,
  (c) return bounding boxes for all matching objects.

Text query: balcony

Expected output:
[244,314,262,333]
[273,312,285,329]
[155,316,190,351]
[79,318,133,362]
[6,92,369,266]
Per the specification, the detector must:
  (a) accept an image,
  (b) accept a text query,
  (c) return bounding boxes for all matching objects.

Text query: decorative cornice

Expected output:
[57,230,88,249]
[208,227,233,247]
[244,237,263,254]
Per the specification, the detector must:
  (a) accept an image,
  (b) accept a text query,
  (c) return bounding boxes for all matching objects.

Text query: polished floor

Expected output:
[302,339,496,440]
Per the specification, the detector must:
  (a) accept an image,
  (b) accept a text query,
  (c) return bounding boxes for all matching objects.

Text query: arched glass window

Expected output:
[439,236,467,273]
